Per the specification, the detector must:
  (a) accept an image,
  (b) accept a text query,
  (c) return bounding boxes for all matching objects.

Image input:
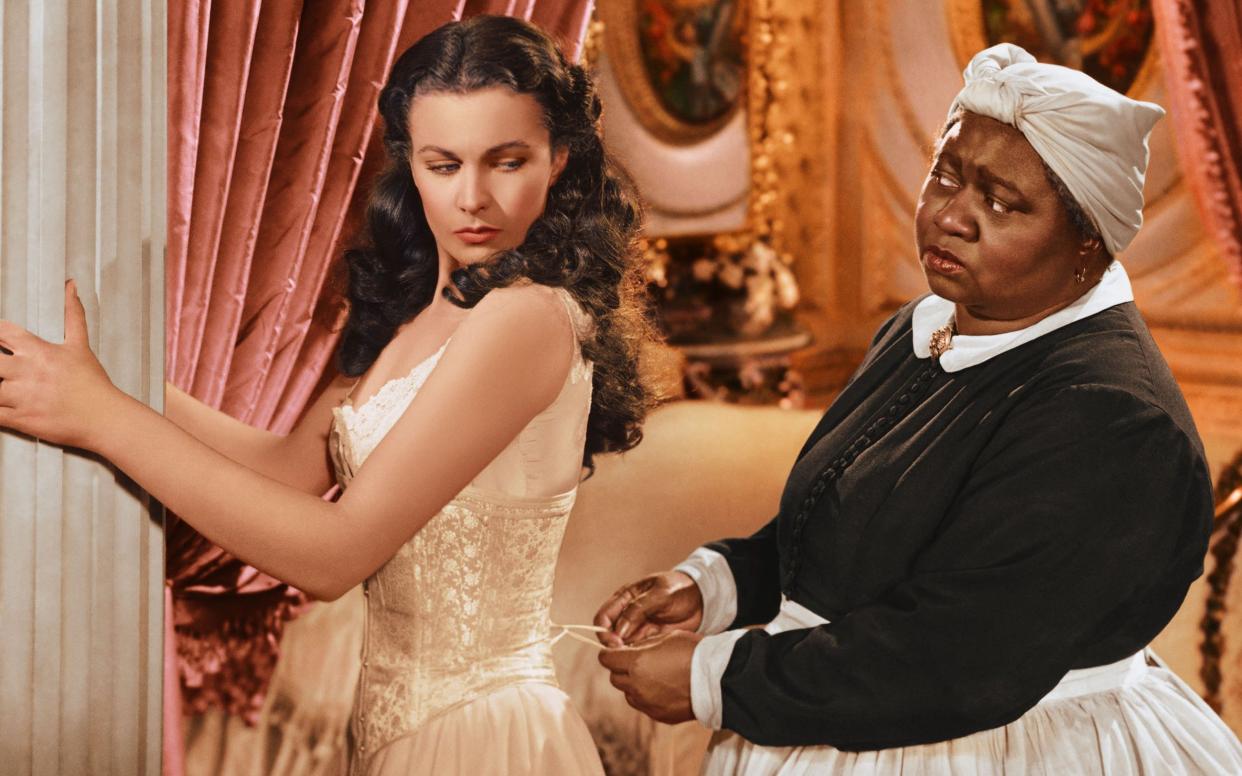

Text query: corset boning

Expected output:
[348,485,576,764]
[326,285,594,770]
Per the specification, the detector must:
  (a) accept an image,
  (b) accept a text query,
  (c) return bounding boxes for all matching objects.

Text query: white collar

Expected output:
[911,260,1134,372]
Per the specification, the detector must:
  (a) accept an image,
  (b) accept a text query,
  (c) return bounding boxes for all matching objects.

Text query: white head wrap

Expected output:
[949,43,1165,256]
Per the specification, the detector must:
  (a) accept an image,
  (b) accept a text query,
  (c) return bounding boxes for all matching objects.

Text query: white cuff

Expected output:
[673,547,738,636]
[689,629,747,730]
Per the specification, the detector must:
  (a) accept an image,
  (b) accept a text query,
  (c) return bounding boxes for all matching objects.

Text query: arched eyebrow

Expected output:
[415,141,533,159]
[932,148,960,169]
[977,167,1028,200]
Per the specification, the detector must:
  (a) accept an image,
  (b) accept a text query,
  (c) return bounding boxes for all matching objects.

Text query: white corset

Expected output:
[326,287,593,770]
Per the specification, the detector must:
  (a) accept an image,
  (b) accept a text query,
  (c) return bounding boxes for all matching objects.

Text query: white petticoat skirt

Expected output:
[701,600,1242,775]
[354,682,604,775]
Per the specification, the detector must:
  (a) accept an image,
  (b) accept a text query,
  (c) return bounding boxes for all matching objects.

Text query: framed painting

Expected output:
[946,0,1158,96]
[601,0,748,145]
[594,0,753,238]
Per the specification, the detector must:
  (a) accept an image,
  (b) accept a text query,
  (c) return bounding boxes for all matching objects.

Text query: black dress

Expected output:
[706,299,1214,750]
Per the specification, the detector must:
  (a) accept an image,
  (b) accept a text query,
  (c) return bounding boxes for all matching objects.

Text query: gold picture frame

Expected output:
[945,0,1160,98]
[597,0,748,147]
[590,0,790,247]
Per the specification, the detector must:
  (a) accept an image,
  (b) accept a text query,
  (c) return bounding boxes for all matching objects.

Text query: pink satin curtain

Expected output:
[1153,0,1242,287]
[164,0,595,768]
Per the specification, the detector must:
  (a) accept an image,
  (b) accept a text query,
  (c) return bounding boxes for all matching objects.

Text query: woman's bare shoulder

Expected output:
[461,283,572,335]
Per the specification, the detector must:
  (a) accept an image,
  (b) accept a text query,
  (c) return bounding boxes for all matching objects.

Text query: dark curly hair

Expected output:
[335,15,656,473]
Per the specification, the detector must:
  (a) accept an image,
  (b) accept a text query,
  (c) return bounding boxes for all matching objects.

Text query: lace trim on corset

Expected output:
[344,340,446,430]
[331,287,591,484]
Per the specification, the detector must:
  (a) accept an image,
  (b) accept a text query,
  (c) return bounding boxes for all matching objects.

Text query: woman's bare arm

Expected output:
[0,283,572,600]
[163,378,351,496]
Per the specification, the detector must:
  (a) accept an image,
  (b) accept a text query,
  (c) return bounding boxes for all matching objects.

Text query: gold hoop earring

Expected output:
[1074,267,1087,284]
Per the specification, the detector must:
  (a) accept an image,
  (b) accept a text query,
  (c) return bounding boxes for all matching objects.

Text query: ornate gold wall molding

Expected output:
[748,0,824,261]
[754,0,834,357]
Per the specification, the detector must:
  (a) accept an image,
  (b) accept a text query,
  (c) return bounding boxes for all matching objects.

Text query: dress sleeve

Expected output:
[674,547,740,635]
[692,307,918,631]
[704,515,783,629]
[715,385,1213,749]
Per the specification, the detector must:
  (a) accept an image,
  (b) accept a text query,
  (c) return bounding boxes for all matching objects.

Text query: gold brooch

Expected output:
[928,321,956,359]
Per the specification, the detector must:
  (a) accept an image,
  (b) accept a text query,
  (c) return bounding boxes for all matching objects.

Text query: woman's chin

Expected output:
[922,267,967,301]
[448,244,506,267]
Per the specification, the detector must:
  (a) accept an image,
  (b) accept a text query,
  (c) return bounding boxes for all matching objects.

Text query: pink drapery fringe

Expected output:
[1153,0,1242,287]
[164,2,595,773]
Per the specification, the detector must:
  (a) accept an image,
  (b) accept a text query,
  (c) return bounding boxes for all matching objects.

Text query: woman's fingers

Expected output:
[0,381,16,410]
[598,644,637,675]
[0,280,91,355]
[63,280,90,349]
[0,319,37,353]
[595,629,625,648]
[608,670,631,693]
[0,350,18,381]
[594,579,650,637]
[615,590,670,643]
[0,326,28,397]
[593,587,629,634]
[595,574,694,644]
[629,622,669,644]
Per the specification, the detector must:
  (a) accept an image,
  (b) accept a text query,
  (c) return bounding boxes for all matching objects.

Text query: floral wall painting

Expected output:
[948,0,1157,96]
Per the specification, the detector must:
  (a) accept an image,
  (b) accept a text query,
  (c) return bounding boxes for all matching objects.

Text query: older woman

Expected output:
[595,44,1242,773]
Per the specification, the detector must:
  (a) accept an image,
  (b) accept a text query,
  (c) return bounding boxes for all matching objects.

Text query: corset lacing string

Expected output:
[549,623,610,649]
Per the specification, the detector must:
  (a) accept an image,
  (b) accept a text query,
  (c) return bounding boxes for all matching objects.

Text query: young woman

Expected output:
[0,15,654,775]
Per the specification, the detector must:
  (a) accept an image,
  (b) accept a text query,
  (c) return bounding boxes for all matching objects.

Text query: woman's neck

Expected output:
[432,248,464,307]
[954,293,1081,336]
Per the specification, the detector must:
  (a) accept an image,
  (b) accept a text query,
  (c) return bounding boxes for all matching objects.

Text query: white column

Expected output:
[0,0,165,774]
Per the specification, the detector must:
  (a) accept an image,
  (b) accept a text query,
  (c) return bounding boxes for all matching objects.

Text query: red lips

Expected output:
[455,225,500,245]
